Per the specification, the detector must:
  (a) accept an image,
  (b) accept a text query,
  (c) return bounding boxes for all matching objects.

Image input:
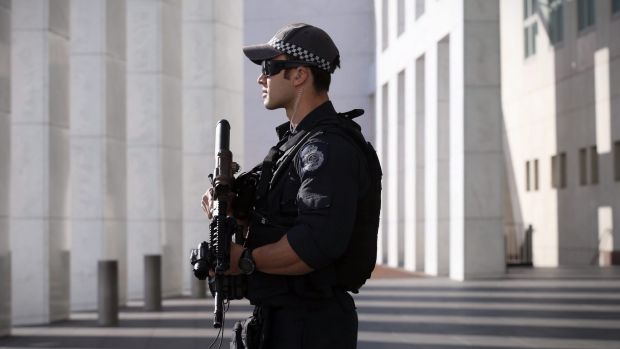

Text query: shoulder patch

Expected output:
[299,143,326,175]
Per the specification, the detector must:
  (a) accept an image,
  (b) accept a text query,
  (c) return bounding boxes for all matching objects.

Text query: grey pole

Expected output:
[97,260,118,326]
[0,252,10,337]
[144,255,162,311]
[191,273,207,299]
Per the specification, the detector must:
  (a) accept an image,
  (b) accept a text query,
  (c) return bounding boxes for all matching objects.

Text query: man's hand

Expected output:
[208,243,244,277]
[201,187,237,219]
[227,243,244,275]
[201,187,216,219]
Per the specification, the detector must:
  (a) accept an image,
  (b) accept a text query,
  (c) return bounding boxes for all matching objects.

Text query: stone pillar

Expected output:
[376,85,387,265]
[436,36,451,276]
[404,65,417,271]
[413,56,426,272]
[11,0,71,324]
[181,0,243,294]
[386,76,399,267]
[450,1,504,280]
[70,0,127,311]
[126,0,183,300]
[424,44,440,276]
[0,0,11,337]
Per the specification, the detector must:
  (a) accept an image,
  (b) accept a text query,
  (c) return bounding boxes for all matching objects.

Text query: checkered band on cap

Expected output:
[268,38,332,72]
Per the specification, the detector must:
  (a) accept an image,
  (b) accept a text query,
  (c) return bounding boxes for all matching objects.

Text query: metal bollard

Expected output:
[98,260,118,326]
[144,255,162,311]
[191,273,207,299]
[0,252,10,337]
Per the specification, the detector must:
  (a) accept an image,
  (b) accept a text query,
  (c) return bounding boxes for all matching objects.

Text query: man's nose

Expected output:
[257,73,265,85]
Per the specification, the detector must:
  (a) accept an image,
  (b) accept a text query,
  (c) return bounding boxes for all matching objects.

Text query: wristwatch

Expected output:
[238,248,255,275]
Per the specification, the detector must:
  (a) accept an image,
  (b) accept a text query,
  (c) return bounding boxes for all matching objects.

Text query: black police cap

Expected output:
[243,23,340,73]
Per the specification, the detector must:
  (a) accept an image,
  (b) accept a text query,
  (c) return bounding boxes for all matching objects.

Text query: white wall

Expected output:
[242,0,375,168]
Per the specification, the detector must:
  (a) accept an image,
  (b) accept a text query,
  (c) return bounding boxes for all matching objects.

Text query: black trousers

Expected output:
[259,291,358,349]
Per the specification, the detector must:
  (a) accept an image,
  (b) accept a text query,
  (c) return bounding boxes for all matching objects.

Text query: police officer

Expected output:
[202,23,370,349]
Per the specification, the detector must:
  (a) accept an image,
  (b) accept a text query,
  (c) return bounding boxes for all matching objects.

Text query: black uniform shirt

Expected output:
[270,101,370,271]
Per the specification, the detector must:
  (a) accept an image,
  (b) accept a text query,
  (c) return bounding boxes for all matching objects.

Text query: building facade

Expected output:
[1,0,243,328]
[502,0,620,266]
[374,0,505,280]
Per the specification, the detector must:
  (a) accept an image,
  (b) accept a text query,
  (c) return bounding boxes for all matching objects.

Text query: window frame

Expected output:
[577,0,596,33]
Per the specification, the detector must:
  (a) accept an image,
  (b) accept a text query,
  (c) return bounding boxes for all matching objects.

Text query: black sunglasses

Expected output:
[261,60,317,77]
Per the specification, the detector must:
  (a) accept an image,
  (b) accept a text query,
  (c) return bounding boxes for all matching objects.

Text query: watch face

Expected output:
[239,253,255,274]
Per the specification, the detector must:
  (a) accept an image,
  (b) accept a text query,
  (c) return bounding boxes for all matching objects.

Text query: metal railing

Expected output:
[505,224,533,266]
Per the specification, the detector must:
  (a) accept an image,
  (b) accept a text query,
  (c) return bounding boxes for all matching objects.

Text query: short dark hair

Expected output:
[283,55,340,93]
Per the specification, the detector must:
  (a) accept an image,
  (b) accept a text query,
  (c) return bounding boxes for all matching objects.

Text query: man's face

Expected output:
[257,55,296,110]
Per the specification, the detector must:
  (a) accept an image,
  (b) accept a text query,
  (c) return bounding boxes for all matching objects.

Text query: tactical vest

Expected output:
[248,109,382,297]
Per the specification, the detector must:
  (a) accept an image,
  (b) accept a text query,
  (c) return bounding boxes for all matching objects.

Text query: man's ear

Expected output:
[293,67,309,87]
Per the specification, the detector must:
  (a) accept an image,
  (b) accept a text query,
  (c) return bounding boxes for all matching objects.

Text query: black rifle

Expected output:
[190,119,244,328]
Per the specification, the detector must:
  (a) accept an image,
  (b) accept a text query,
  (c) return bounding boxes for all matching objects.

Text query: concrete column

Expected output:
[386,75,399,267]
[10,0,71,325]
[181,0,243,294]
[0,0,11,337]
[404,63,417,271]
[414,56,426,272]
[127,0,183,300]
[377,83,389,264]
[70,0,127,311]
[424,44,439,276]
[97,260,118,326]
[396,71,406,268]
[450,1,504,280]
[437,36,451,276]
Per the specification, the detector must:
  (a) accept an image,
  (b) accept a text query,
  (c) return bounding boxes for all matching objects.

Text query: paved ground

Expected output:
[1,266,619,349]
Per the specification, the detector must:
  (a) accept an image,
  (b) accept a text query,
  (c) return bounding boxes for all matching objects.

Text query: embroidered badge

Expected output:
[300,144,325,173]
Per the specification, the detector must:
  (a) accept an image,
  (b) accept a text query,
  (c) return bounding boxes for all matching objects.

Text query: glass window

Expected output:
[559,152,567,188]
[524,22,538,58]
[551,155,558,188]
[549,0,564,44]
[577,0,595,31]
[382,0,389,51]
[534,159,539,190]
[579,148,587,185]
[590,146,599,184]
[416,0,425,19]
[397,0,405,36]
[526,161,531,191]
[615,141,620,181]
[524,0,536,19]
[613,0,620,14]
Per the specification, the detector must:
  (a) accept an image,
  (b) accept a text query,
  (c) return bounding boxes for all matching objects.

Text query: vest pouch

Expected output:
[246,223,290,303]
